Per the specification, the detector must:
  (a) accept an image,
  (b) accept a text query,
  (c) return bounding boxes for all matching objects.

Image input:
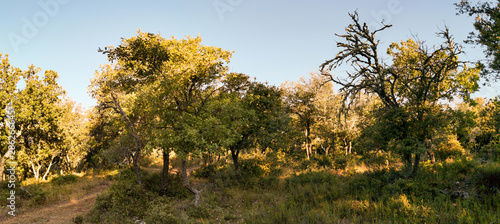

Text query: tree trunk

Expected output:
[231,147,240,173]
[181,159,202,206]
[305,124,311,159]
[403,152,412,174]
[343,137,348,155]
[410,153,421,178]
[30,161,41,182]
[132,150,142,184]
[162,149,170,194]
[42,156,55,181]
[348,141,352,154]
[0,151,10,182]
[110,94,143,184]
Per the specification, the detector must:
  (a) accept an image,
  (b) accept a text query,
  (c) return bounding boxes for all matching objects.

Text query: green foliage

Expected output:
[456,0,500,78]
[187,205,211,219]
[435,134,466,161]
[51,174,78,186]
[239,158,267,178]
[192,163,221,178]
[142,171,190,198]
[321,11,481,176]
[89,178,154,223]
[471,162,500,195]
[143,200,191,224]
[71,215,84,224]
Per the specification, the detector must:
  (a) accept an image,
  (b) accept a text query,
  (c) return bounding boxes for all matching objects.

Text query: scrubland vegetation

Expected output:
[1,3,500,223]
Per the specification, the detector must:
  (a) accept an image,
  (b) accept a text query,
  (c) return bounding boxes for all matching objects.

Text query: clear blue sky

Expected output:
[1,0,497,109]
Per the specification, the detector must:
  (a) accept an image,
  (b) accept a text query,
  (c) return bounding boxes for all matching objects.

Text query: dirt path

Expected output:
[0,184,109,224]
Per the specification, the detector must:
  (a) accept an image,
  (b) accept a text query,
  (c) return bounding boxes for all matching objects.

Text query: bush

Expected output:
[240,158,266,177]
[334,156,348,170]
[142,171,190,198]
[192,163,219,178]
[312,154,333,168]
[435,134,465,161]
[51,174,78,186]
[143,199,191,224]
[88,176,155,223]
[72,215,84,224]
[471,162,500,195]
[187,205,211,219]
[479,139,500,162]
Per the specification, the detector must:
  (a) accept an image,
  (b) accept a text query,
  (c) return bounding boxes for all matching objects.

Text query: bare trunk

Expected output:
[344,138,348,155]
[181,159,201,206]
[42,156,55,181]
[30,161,41,182]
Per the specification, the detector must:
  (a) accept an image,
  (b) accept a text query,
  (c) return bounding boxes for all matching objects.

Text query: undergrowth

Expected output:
[84,155,500,223]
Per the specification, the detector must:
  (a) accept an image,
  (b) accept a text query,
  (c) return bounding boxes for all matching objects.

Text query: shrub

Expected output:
[142,171,190,198]
[435,134,465,161]
[479,138,500,162]
[192,163,219,178]
[312,154,333,168]
[187,205,211,219]
[143,199,191,224]
[88,177,155,223]
[471,162,500,195]
[72,215,84,224]
[240,158,266,177]
[334,156,348,170]
[51,174,78,186]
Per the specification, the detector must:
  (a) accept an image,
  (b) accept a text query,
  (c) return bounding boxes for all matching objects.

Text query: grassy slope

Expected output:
[87,155,500,224]
[0,171,113,223]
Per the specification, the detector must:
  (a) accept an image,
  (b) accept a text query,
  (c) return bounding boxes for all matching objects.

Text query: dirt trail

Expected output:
[0,184,109,224]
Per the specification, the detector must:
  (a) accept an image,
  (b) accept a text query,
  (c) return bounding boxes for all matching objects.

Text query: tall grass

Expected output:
[85,155,500,223]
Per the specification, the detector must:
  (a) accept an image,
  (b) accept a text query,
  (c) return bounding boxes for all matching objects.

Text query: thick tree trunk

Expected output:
[162,149,170,194]
[181,159,202,206]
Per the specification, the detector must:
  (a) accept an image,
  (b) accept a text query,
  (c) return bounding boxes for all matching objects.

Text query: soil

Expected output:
[0,184,109,224]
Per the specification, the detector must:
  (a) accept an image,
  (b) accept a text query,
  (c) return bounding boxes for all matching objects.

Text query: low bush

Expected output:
[471,162,500,195]
[51,174,78,186]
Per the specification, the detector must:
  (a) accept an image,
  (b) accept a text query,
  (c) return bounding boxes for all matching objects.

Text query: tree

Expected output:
[16,68,66,182]
[217,73,289,173]
[282,73,330,159]
[95,31,233,205]
[57,97,88,173]
[456,0,500,81]
[90,65,148,184]
[0,54,21,180]
[320,12,481,176]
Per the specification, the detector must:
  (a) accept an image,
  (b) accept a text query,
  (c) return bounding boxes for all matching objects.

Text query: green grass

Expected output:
[85,155,500,223]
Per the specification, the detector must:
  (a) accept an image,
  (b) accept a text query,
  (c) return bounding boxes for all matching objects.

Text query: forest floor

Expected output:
[0,173,113,224]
